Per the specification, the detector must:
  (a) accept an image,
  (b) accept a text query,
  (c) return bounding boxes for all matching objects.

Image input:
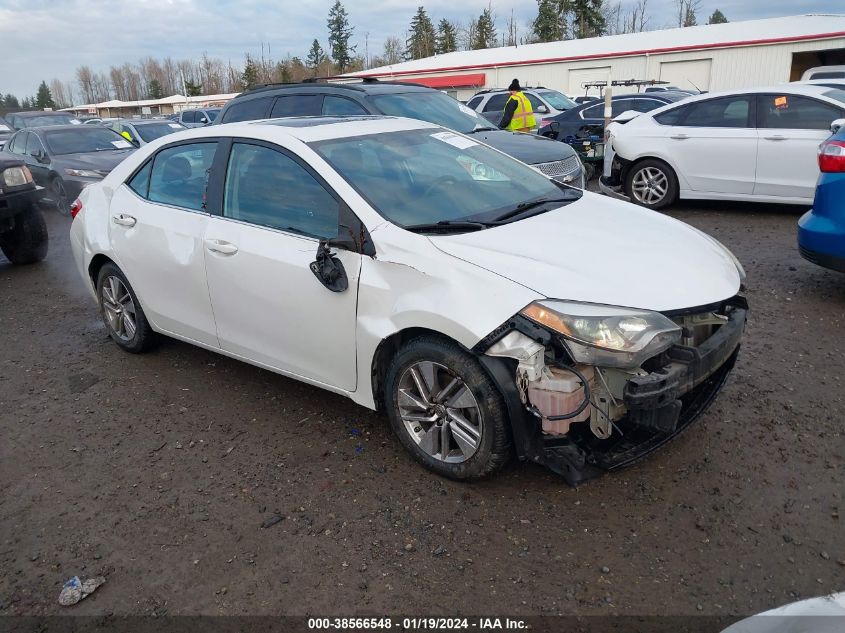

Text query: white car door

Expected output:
[202,139,360,391]
[109,141,219,347]
[753,93,845,200]
[659,95,757,195]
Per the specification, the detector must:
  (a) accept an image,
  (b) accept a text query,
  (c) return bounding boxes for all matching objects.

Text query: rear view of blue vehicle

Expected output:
[798,120,845,272]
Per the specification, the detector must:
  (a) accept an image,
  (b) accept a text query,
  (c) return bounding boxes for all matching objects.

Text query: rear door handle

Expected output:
[670,133,689,140]
[764,135,787,141]
[205,239,238,255]
[112,214,136,227]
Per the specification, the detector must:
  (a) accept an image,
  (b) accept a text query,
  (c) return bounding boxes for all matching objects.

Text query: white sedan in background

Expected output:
[601,84,845,208]
[69,116,746,485]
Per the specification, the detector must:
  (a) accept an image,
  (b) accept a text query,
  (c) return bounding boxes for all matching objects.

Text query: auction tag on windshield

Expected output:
[458,103,477,117]
[431,131,477,150]
[111,139,133,148]
[169,123,182,129]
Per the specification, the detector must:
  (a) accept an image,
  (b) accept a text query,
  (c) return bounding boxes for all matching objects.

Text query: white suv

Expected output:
[467,88,578,127]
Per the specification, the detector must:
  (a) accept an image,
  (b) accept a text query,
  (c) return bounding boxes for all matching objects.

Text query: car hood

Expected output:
[428,192,742,313]
[468,129,577,164]
[54,149,135,172]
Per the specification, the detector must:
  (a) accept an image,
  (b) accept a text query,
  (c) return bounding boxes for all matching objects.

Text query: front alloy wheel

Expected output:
[398,361,483,463]
[625,158,678,210]
[384,335,512,480]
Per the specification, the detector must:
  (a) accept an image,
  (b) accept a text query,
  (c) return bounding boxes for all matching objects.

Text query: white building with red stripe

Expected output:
[353,14,845,100]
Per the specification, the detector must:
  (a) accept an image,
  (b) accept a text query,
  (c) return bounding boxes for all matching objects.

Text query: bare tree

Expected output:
[674,0,701,27]
[383,36,404,65]
[76,66,94,103]
[605,0,650,34]
[505,9,519,46]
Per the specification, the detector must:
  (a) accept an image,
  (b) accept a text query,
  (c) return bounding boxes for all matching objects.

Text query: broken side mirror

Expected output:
[310,240,349,292]
[309,204,375,293]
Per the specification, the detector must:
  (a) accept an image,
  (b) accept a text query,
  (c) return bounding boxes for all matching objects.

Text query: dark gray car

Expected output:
[3,125,135,214]
[5,111,81,130]
[214,81,585,187]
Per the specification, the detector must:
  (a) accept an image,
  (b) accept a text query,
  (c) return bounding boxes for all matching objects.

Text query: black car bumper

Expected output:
[0,186,39,223]
[481,302,747,486]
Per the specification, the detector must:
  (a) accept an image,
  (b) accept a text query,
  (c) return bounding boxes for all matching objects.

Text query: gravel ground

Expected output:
[0,200,842,618]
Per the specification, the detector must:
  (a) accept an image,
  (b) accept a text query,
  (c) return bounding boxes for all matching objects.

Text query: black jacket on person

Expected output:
[498,97,519,129]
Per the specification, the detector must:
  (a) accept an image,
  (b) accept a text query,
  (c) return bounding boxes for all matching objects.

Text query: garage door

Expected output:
[567,66,611,96]
[659,59,712,92]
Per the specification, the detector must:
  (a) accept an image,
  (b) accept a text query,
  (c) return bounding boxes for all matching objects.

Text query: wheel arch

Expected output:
[88,253,116,290]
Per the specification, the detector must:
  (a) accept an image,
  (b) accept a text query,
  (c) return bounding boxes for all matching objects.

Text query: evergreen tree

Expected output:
[307,39,326,76]
[35,81,55,109]
[327,1,355,73]
[241,55,259,90]
[4,94,20,109]
[276,61,293,83]
[184,80,202,96]
[436,19,458,54]
[473,7,497,50]
[21,97,32,110]
[532,0,564,43]
[147,78,164,99]
[707,9,728,24]
[571,0,605,38]
[406,7,436,60]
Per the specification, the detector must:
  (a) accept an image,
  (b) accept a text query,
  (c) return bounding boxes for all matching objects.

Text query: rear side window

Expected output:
[128,160,152,198]
[221,97,272,123]
[223,142,339,239]
[654,105,688,126]
[8,131,27,154]
[270,95,322,118]
[181,111,197,123]
[466,96,483,110]
[25,133,45,157]
[675,96,751,128]
[147,142,216,211]
[757,94,844,130]
[322,95,368,116]
[483,94,510,112]
[581,103,604,119]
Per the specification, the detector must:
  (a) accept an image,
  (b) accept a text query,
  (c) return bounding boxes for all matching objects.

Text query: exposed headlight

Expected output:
[2,165,33,187]
[521,300,681,369]
[65,168,104,178]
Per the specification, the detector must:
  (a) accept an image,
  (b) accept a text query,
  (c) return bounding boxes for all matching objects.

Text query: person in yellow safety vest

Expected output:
[498,79,537,133]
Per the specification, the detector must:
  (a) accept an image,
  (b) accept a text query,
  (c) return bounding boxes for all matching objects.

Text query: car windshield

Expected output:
[312,128,575,230]
[23,114,79,128]
[136,122,186,142]
[537,90,577,111]
[368,92,492,134]
[822,89,845,106]
[44,128,133,155]
[205,109,220,121]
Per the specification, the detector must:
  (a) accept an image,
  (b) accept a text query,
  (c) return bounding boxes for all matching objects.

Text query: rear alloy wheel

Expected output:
[625,159,678,210]
[51,178,70,216]
[384,336,511,480]
[96,263,155,353]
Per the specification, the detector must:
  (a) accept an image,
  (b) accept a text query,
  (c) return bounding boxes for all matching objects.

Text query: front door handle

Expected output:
[764,135,787,141]
[112,214,136,227]
[670,133,689,140]
[205,239,238,255]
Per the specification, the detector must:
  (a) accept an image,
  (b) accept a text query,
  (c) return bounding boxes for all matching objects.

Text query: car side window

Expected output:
[631,98,665,113]
[610,99,639,117]
[270,95,322,118]
[221,97,273,123]
[25,133,44,157]
[654,105,689,126]
[8,131,27,154]
[322,95,368,116]
[128,160,152,198]
[147,142,216,211]
[581,103,604,119]
[223,142,339,239]
[676,96,752,128]
[181,111,196,124]
[466,96,483,110]
[525,93,545,111]
[483,94,510,112]
[757,94,844,130]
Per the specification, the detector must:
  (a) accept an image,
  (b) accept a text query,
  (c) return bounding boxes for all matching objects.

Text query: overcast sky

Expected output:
[0,0,842,100]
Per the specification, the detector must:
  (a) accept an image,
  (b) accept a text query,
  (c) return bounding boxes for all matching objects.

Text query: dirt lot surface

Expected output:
[1,201,843,619]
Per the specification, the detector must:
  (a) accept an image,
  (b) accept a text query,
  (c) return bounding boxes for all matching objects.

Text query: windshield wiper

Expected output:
[404,220,492,234]
[470,123,498,133]
[489,195,576,224]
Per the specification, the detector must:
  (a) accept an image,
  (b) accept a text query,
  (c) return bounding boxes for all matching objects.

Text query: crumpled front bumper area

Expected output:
[481,301,747,486]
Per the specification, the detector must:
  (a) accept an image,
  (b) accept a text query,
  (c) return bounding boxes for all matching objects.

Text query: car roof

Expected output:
[232,80,433,100]
[34,124,119,134]
[10,111,76,118]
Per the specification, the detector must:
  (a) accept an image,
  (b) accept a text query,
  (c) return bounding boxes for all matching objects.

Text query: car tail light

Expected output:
[819,140,845,173]
[70,198,83,219]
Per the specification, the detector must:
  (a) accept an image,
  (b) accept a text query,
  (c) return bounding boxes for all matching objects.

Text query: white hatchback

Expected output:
[70,116,746,484]
[601,84,845,208]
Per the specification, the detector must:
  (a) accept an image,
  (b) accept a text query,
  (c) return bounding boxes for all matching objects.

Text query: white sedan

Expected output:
[601,84,845,208]
[70,116,746,484]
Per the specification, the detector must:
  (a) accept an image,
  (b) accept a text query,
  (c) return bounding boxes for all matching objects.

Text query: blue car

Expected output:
[798,119,845,272]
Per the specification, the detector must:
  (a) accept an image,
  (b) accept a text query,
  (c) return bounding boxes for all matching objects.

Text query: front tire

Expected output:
[384,335,512,480]
[0,206,48,264]
[96,263,155,353]
[625,158,678,210]
[51,177,70,216]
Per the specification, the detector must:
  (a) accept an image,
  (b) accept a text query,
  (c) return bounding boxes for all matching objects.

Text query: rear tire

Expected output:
[624,158,678,210]
[383,335,512,480]
[96,263,155,353]
[0,206,48,264]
